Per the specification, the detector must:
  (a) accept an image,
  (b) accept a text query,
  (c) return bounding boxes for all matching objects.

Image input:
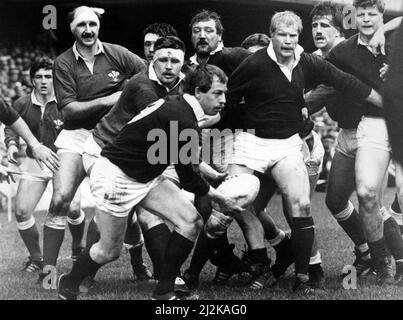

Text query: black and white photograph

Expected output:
[0,0,403,306]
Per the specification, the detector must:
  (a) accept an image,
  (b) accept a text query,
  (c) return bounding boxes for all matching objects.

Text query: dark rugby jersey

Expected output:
[102,94,210,196]
[53,42,146,130]
[93,67,183,148]
[326,34,388,121]
[0,97,19,125]
[185,47,250,79]
[385,26,403,163]
[224,46,372,139]
[5,93,63,157]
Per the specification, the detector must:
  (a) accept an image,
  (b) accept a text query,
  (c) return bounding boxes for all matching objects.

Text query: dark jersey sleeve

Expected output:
[173,109,210,196]
[305,85,338,115]
[3,96,25,147]
[0,97,19,126]
[121,48,147,78]
[53,60,78,111]
[306,53,371,100]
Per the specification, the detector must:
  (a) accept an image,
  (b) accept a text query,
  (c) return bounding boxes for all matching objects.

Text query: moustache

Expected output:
[82,32,95,38]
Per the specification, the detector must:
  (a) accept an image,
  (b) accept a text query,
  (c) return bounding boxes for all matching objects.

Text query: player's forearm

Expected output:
[365,89,383,108]
[62,91,122,120]
[380,17,402,34]
[9,117,40,149]
[305,85,337,115]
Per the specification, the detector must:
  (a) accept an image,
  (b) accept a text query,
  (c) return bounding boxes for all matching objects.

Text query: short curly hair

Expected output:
[29,57,53,79]
[310,1,344,33]
[183,64,227,95]
[353,0,386,13]
[240,33,270,50]
[270,11,303,36]
[143,22,178,38]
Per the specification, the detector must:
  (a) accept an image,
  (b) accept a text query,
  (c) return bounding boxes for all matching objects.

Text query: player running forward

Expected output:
[82,36,186,287]
[221,10,383,294]
[57,64,251,300]
[39,6,146,285]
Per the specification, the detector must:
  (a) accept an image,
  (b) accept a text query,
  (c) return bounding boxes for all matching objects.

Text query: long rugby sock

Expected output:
[143,223,171,280]
[64,248,102,292]
[84,218,101,280]
[124,220,143,247]
[67,210,86,254]
[213,231,231,254]
[334,202,367,247]
[124,219,146,272]
[291,217,315,282]
[17,216,42,262]
[154,231,194,295]
[368,238,390,271]
[85,218,100,249]
[383,215,403,261]
[187,230,219,277]
[128,245,144,272]
[43,225,65,266]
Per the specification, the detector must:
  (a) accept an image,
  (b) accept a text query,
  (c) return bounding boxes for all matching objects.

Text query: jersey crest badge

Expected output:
[108,70,120,82]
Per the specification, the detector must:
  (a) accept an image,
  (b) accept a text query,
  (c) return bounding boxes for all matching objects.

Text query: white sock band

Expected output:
[268,229,285,247]
[67,209,85,225]
[44,215,66,230]
[334,201,354,222]
[17,216,35,231]
[356,243,369,253]
[380,206,391,222]
[309,251,322,265]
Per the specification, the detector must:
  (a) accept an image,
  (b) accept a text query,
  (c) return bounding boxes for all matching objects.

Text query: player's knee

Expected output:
[67,207,81,220]
[204,209,234,239]
[100,245,121,262]
[293,197,311,217]
[137,209,162,232]
[50,192,73,215]
[15,206,32,222]
[178,210,203,234]
[357,186,378,211]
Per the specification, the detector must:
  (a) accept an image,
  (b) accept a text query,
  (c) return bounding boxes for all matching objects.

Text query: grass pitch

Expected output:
[1,188,403,300]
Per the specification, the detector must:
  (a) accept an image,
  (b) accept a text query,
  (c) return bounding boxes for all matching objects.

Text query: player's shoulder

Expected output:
[238,46,268,68]
[54,47,75,68]
[103,42,140,59]
[126,71,149,86]
[13,94,30,108]
[221,46,251,61]
[333,34,357,53]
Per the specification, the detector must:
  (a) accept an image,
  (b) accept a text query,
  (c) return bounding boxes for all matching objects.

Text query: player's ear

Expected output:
[194,86,202,99]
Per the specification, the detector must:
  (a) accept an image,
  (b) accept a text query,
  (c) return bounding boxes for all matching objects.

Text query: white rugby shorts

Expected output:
[335,128,358,159]
[230,132,303,173]
[55,128,91,155]
[90,156,161,218]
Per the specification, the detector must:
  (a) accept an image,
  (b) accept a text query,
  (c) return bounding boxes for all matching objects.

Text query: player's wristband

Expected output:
[28,140,41,150]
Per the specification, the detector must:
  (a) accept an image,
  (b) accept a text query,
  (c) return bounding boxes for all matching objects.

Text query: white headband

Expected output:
[152,48,185,64]
[70,6,104,32]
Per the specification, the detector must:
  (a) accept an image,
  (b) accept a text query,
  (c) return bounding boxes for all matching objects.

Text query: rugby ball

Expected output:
[212,173,260,212]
